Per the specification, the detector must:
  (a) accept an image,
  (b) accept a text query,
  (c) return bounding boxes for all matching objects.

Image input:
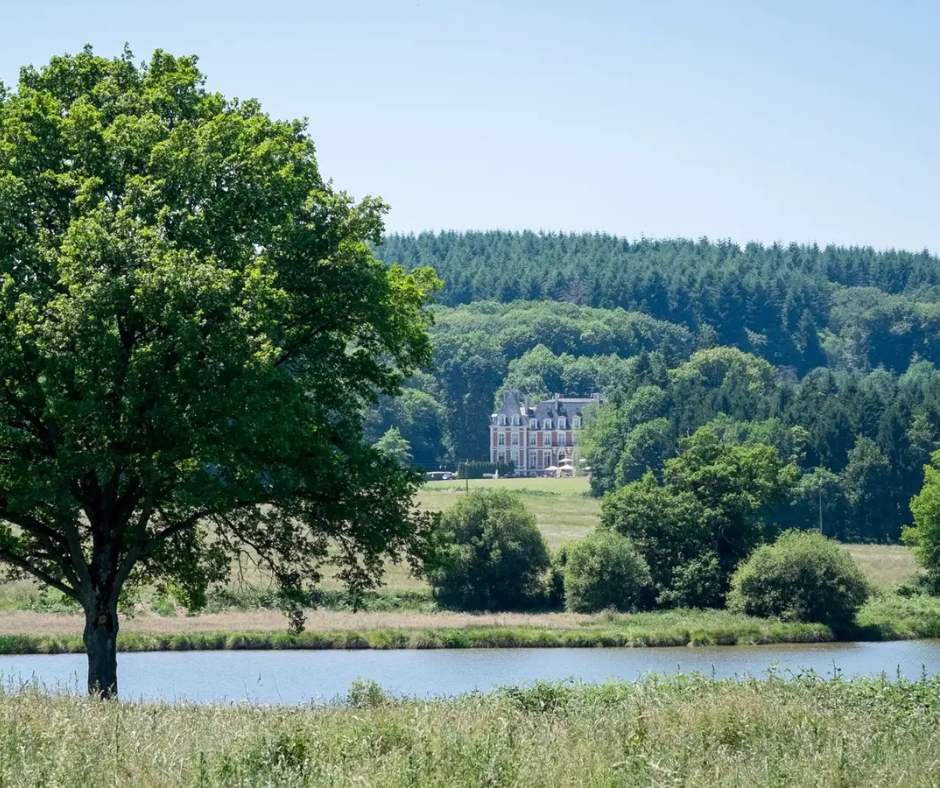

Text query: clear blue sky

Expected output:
[3,1,938,250]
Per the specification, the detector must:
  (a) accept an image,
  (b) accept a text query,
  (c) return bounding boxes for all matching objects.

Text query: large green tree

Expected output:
[601,427,794,606]
[0,48,439,697]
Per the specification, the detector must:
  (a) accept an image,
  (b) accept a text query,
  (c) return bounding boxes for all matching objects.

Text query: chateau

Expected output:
[489,390,601,475]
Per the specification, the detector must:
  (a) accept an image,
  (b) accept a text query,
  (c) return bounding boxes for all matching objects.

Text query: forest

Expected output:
[368,232,940,543]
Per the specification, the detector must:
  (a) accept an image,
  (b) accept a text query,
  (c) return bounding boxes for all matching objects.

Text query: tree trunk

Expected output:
[83,602,119,698]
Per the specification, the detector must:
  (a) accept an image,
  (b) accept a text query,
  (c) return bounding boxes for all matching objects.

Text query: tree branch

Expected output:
[0,547,77,600]
[0,509,87,594]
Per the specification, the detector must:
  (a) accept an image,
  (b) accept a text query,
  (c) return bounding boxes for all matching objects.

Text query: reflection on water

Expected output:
[1,640,938,705]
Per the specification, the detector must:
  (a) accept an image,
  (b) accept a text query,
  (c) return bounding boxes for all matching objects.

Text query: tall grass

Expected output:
[3,595,940,654]
[2,673,940,786]
[0,609,834,654]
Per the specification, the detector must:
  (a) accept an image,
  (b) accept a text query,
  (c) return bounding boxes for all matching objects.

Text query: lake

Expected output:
[3,640,939,704]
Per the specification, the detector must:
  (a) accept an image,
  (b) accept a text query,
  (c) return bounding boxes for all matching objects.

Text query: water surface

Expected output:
[2,640,938,704]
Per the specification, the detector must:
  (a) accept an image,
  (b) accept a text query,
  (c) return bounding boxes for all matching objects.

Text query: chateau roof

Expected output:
[491,390,601,422]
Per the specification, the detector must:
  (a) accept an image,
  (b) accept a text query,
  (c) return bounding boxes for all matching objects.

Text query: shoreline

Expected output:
[0,625,836,655]
[0,593,934,654]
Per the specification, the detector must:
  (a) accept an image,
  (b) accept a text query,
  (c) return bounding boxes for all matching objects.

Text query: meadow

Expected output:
[0,476,928,652]
[3,674,940,786]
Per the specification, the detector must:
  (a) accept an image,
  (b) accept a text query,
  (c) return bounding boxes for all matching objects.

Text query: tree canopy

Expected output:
[0,47,439,696]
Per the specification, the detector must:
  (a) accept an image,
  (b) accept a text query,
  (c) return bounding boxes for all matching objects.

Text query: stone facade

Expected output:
[489,390,601,475]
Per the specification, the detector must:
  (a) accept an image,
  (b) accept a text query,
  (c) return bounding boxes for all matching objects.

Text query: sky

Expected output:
[2,0,939,251]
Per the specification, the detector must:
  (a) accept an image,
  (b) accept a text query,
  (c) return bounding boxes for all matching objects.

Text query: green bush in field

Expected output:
[427,490,550,611]
[728,530,869,630]
[563,531,652,613]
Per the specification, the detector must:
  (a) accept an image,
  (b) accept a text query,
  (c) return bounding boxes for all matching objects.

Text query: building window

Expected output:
[529,451,537,468]
[573,416,581,429]
[559,417,567,430]
[528,433,537,446]
[511,433,519,446]
[529,419,537,429]
[498,415,506,426]
[511,450,519,465]
[544,419,552,430]
[558,433,567,446]
[512,415,520,426]
[542,451,550,466]
[498,433,505,446]
[498,451,505,462]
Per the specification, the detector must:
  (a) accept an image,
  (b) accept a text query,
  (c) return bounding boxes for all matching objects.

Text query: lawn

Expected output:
[418,476,599,549]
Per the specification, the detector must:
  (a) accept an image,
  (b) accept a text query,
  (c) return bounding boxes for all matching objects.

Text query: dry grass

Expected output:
[843,543,919,588]
[0,609,598,637]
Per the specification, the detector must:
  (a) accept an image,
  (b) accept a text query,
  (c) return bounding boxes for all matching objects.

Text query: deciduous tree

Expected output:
[0,47,439,697]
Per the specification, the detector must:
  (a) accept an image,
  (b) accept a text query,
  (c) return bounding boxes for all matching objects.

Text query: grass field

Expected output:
[5,674,940,786]
[418,476,599,548]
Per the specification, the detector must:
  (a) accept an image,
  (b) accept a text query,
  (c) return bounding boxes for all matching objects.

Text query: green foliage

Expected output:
[657,552,724,609]
[374,427,413,467]
[364,389,445,469]
[562,531,651,613]
[377,230,940,373]
[11,672,940,785]
[601,427,794,607]
[906,449,940,586]
[546,545,569,609]
[0,47,439,695]
[426,490,550,610]
[457,461,515,479]
[728,531,870,630]
[347,678,393,708]
[370,232,940,547]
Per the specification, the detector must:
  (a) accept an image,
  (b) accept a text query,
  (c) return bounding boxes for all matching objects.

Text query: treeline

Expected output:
[375,232,940,374]
[581,347,940,543]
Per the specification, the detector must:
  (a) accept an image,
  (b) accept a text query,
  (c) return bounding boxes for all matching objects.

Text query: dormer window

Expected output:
[559,417,567,430]
[498,415,506,426]
[544,419,552,430]
[529,419,537,429]
[512,415,520,426]
[573,416,582,429]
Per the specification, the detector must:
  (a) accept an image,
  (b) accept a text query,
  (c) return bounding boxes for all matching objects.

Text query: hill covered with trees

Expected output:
[377,231,940,374]
[370,232,940,542]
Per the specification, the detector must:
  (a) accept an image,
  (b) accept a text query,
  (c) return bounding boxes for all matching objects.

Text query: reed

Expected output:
[1,673,939,786]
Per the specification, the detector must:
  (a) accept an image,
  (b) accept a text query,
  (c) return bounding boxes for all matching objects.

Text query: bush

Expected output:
[656,551,724,609]
[546,545,569,610]
[727,530,869,631]
[562,531,652,613]
[427,490,549,610]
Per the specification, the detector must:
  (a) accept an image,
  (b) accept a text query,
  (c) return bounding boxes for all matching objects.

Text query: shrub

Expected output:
[562,531,652,613]
[546,545,569,610]
[427,490,549,610]
[656,551,724,609]
[727,530,869,631]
